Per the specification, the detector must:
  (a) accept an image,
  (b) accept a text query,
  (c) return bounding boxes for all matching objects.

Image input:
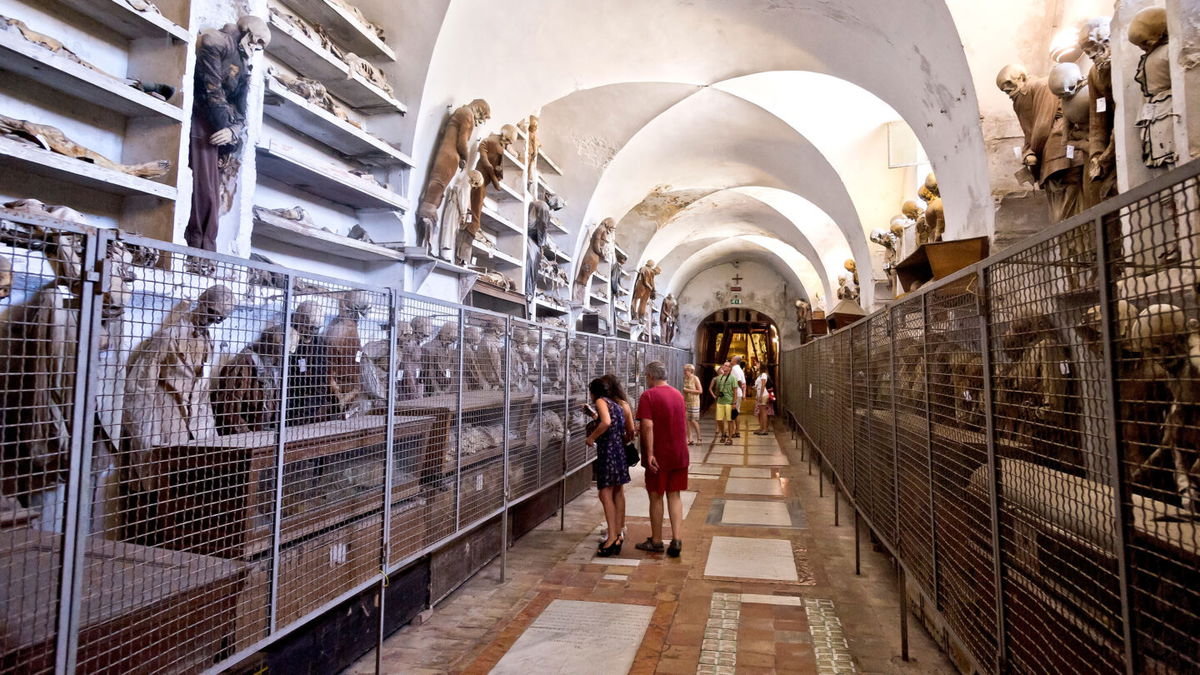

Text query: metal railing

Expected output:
[0,212,689,675]
[780,160,1200,675]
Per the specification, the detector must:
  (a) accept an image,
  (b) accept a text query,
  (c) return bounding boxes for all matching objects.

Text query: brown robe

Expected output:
[212,327,285,435]
[323,311,367,416]
[1086,60,1118,206]
[1010,78,1059,184]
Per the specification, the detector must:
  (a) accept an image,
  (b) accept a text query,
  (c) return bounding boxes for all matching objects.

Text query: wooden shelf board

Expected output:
[471,281,526,306]
[0,31,184,121]
[50,0,189,42]
[471,241,521,269]
[534,298,568,315]
[263,78,410,165]
[549,216,567,234]
[278,0,395,61]
[252,210,404,262]
[591,273,610,286]
[589,292,609,305]
[501,148,524,170]
[480,206,521,236]
[255,142,407,211]
[0,136,176,200]
[265,15,405,116]
[536,149,562,176]
[550,248,571,263]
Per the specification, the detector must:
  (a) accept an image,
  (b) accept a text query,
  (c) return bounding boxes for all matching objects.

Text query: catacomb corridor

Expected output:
[0,0,1197,673]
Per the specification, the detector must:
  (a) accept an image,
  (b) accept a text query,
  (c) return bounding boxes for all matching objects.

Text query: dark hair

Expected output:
[600,373,628,403]
[588,377,610,401]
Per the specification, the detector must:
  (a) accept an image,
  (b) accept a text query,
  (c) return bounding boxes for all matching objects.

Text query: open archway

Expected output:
[692,308,781,413]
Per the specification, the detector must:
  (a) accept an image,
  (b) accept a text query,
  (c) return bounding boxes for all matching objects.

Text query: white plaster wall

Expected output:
[674,261,798,352]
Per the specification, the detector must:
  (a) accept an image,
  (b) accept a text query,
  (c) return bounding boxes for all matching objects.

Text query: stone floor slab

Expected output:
[729,467,772,478]
[705,536,799,582]
[690,465,725,476]
[724,477,784,496]
[747,454,790,466]
[490,599,654,674]
[720,499,792,526]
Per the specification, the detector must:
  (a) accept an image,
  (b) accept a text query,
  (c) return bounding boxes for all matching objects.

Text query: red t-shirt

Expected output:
[637,384,690,471]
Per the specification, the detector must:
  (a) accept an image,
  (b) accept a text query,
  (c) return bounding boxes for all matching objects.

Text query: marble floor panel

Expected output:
[724,477,784,496]
[704,454,745,466]
[705,535,799,582]
[747,454,790,466]
[719,499,792,526]
[689,465,725,476]
[490,599,655,674]
[729,467,772,478]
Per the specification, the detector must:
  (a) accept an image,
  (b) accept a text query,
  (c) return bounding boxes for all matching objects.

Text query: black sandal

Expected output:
[635,537,665,553]
[667,539,683,558]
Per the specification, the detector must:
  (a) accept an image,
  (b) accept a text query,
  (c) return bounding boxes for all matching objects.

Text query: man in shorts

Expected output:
[709,362,737,445]
[730,355,747,438]
[635,361,689,557]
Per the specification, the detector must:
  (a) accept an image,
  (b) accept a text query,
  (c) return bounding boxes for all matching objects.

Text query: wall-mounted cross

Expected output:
[731,273,744,285]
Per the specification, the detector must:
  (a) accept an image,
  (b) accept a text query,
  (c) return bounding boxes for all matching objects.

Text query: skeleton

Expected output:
[794,299,811,343]
[1078,17,1118,203]
[269,67,360,128]
[121,285,234,506]
[345,52,393,96]
[288,300,336,425]
[902,199,929,246]
[470,125,518,227]
[476,268,516,292]
[540,410,564,449]
[870,227,900,277]
[542,337,564,393]
[253,204,316,228]
[439,168,473,261]
[2,198,88,225]
[330,0,386,42]
[526,199,552,302]
[1129,304,1200,512]
[463,325,503,391]
[121,0,161,14]
[212,324,296,434]
[660,293,678,344]
[0,115,170,178]
[1049,61,1095,288]
[525,115,540,189]
[322,291,373,417]
[917,173,944,242]
[269,6,343,58]
[574,218,616,301]
[1128,8,1176,168]
[631,260,661,323]
[417,100,490,247]
[420,321,458,396]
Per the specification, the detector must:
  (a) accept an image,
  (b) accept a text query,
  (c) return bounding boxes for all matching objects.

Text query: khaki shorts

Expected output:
[715,403,732,421]
[686,406,700,420]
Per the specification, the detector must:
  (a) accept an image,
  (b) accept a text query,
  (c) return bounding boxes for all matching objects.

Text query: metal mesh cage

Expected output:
[539,327,568,489]
[891,297,935,594]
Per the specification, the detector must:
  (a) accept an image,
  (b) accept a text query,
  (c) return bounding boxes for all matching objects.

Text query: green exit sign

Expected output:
[730,296,742,305]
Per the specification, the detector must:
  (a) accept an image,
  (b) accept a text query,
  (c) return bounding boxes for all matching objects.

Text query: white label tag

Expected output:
[963,390,973,402]
[475,474,484,492]
[1065,145,1075,159]
[202,364,211,380]
[1096,97,1107,113]
[329,543,347,565]
[808,383,813,397]
[1060,361,1070,375]
[1013,146,1022,159]
[355,350,362,363]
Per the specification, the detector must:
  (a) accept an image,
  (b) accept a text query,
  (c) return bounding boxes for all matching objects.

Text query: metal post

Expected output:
[818,453,824,497]
[500,316,511,584]
[889,311,901,558]
[560,331,568,531]
[1093,214,1138,675]
[377,289,401,674]
[55,227,104,673]
[978,268,1008,672]
[268,275,296,633]
[854,510,861,576]
[899,565,910,661]
[921,293,939,607]
[454,310,465,531]
[834,475,840,526]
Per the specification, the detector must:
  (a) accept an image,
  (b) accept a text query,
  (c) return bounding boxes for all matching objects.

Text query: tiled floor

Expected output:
[350,403,955,674]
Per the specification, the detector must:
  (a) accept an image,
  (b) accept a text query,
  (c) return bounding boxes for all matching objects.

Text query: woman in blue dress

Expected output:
[584,377,631,557]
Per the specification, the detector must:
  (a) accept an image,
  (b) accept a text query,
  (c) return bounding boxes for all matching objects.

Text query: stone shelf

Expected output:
[252,209,404,262]
[50,0,189,42]
[263,78,411,165]
[472,281,526,307]
[534,298,568,315]
[493,180,525,203]
[589,292,609,305]
[591,273,609,286]
[549,216,567,234]
[549,248,571,264]
[471,241,521,269]
[0,136,176,200]
[0,30,185,121]
[278,0,396,61]
[516,127,561,175]
[266,14,406,115]
[255,141,408,211]
[481,205,521,236]
[501,148,524,171]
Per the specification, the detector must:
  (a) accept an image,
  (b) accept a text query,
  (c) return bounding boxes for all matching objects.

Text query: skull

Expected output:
[889,215,908,235]
[437,321,458,343]
[870,229,895,249]
[1048,62,1085,99]
[1130,303,1188,358]
[923,172,939,197]
[194,284,236,327]
[995,64,1029,100]
[410,316,432,341]
[293,300,322,337]
[1078,17,1112,64]
[463,325,482,345]
[901,200,926,220]
[468,169,484,188]
[0,255,10,300]
[1128,8,1167,53]
[236,15,271,55]
[844,258,857,273]
[467,99,491,125]
[500,124,518,147]
[339,290,372,318]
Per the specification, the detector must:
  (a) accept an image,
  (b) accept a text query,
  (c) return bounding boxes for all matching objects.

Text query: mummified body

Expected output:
[0,114,170,178]
[416,100,490,248]
[212,324,291,434]
[322,291,372,417]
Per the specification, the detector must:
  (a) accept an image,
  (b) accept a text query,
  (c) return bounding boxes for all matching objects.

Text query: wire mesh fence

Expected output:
[782,162,1200,674]
[0,210,691,674]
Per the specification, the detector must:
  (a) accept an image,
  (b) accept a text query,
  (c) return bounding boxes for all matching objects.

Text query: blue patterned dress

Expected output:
[593,397,631,489]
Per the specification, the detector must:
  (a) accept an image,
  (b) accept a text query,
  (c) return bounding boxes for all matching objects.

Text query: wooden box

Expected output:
[1,530,245,674]
[276,514,382,629]
[458,457,504,524]
[429,518,501,604]
[134,415,432,559]
[895,236,990,293]
[388,495,426,563]
[422,487,457,548]
[395,390,534,480]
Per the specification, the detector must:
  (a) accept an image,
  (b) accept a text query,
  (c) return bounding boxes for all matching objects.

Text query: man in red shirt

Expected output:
[635,360,689,557]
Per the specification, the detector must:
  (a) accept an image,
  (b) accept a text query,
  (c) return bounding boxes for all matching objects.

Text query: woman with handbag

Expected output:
[584,377,632,557]
[753,371,776,435]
